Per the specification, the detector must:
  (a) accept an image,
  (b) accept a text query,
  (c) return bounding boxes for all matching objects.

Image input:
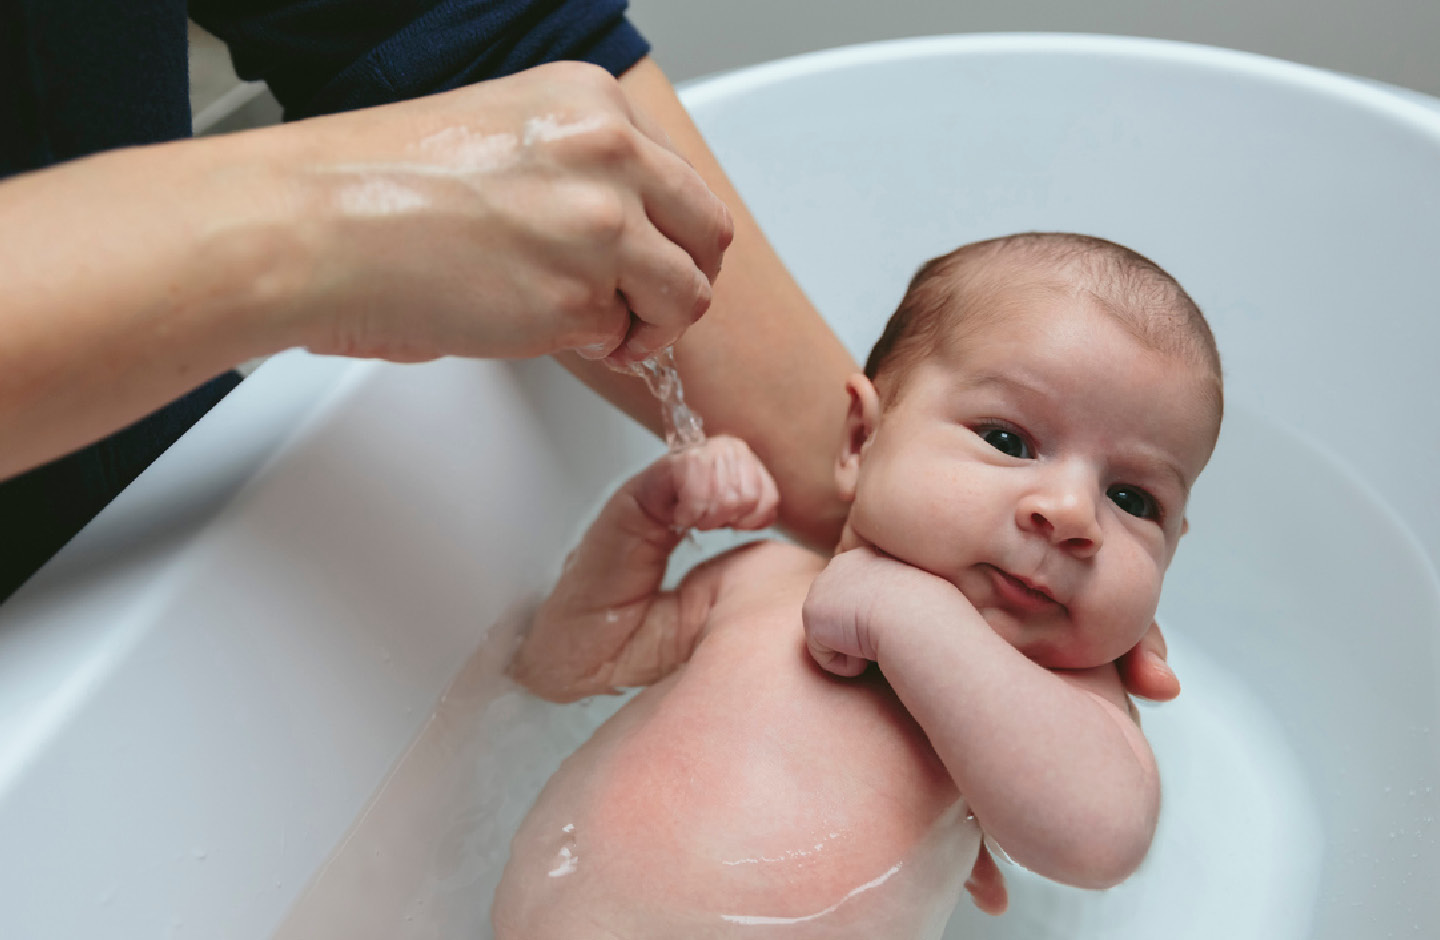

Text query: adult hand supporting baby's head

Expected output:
[1116,622,1181,702]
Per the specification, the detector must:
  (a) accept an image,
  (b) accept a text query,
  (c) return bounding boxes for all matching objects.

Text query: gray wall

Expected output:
[627,0,1440,97]
[192,3,1439,128]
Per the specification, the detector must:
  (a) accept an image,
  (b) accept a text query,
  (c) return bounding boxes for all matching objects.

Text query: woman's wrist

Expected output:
[175,127,331,362]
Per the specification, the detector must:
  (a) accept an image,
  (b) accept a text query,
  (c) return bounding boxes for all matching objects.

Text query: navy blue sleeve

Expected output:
[189,0,651,120]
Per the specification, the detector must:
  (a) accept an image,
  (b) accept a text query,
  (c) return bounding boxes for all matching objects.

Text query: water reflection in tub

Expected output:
[274,404,1440,939]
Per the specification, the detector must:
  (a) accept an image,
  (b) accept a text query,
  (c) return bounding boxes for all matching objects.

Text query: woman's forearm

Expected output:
[0,132,308,480]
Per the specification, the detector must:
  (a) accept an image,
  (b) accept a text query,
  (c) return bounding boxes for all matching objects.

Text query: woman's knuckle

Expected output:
[572,186,628,244]
[553,274,613,321]
[579,116,637,163]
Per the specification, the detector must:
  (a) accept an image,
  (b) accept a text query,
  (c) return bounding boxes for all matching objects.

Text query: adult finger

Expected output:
[610,65,734,282]
[632,134,734,282]
[607,223,714,365]
[566,288,631,360]
[1117,621,1181,702]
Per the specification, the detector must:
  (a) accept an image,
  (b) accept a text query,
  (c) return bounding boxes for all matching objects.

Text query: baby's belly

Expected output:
[494,625,979,938]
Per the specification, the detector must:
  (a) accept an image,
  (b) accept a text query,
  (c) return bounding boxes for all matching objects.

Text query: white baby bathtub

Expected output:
[1,33,1437,939]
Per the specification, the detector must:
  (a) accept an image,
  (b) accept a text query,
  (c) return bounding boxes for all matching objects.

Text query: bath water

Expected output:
[270,405,1439,939]
[627,347,704,451]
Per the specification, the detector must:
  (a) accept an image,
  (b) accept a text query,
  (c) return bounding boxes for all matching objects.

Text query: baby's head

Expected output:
[835,233,1222,669]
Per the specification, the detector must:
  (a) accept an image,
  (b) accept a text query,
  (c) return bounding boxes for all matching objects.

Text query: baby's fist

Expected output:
[801,546,901,677]
[633,435,779,533]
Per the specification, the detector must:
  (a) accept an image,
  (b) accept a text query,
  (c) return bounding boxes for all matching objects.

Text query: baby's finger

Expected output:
[734,455,780,530]
[806,638,869,678]
[672,447,717,531]
[691,440,742,530]
[629,450,685,527]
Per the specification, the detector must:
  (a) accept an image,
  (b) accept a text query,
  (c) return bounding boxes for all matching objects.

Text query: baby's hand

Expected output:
[630,435,780,534]
[802,546,951,677]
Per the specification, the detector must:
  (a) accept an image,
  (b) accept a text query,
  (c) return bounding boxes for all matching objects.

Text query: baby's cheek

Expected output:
[1119,573,1164,646]
[1083,561,1163,660]
[851,502,917,562]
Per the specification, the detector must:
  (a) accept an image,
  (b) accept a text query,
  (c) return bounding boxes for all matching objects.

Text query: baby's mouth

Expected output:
[982,564,1064,614]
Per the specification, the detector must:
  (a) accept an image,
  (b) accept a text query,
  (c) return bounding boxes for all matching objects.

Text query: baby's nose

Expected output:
[1017,480,1103,557]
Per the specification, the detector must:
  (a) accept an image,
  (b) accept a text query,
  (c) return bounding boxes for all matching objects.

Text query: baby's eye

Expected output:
[1107,485,1160,521]
[980,427,1032,459]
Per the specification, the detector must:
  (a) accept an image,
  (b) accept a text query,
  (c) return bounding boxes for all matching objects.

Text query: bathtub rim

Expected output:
[678,33,1440,143]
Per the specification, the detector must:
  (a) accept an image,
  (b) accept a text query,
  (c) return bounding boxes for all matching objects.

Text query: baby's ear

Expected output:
[1180,517,1190,537]
[836,374,881,502]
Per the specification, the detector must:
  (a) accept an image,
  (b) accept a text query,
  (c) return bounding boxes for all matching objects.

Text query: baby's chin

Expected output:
[977,605,1151,671]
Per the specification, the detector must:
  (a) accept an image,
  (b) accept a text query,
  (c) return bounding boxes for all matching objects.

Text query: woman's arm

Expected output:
[0,131,288,480]
[509,435,778,702]
[803,547,1160,889]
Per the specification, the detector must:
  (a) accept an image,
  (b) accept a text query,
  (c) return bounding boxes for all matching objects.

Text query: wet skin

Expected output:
[492,542,981,939]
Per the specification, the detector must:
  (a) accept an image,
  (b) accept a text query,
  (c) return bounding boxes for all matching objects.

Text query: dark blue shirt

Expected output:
[0,0,648,601]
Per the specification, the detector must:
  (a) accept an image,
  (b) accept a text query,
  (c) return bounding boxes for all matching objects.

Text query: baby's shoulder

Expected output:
[708,538,826,584]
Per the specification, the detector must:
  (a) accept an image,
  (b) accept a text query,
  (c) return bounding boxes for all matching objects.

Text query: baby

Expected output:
[493,232,1224,938]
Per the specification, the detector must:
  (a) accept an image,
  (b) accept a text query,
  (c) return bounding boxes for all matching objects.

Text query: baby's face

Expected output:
[841,287,1218,669]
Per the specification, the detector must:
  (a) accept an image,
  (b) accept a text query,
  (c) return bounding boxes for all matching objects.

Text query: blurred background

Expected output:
[190,1,1440,132]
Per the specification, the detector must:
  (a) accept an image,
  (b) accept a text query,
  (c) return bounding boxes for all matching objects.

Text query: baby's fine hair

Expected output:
[865,232,1223,418]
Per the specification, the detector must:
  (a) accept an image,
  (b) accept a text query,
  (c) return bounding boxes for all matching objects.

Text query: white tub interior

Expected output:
[1,34,1437,939]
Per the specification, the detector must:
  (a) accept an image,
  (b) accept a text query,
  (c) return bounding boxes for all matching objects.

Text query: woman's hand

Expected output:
[0,61,734,480]
[282,60,734,367]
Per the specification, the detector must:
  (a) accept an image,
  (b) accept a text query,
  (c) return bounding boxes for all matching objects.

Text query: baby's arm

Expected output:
[509,435,778,702]
[802,547,1159,890]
